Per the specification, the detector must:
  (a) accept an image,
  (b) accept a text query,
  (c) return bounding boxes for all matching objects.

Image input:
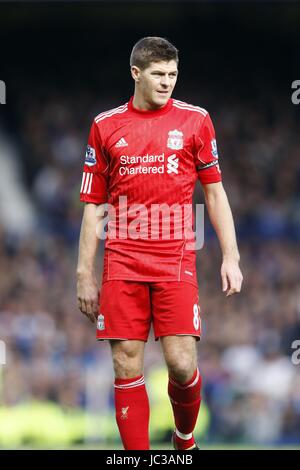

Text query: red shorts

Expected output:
[97,280,201,342]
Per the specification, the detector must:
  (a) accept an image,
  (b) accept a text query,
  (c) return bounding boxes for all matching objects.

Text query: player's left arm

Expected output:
[202,181,243,296]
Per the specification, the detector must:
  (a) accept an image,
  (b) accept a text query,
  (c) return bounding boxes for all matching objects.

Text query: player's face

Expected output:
[136,60,178,108]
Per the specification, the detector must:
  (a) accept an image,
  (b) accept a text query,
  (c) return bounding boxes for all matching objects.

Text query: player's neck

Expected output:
[132,93,165,112]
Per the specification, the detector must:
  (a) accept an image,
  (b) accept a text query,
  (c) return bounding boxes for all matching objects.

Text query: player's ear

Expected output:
[131,66,140,83]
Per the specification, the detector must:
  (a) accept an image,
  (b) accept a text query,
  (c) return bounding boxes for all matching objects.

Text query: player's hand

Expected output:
[77,273,99,323]
[221,258,243,297]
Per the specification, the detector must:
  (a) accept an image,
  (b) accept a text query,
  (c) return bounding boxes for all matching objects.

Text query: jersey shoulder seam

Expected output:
[172,99,208,117]
[94,103,128,123]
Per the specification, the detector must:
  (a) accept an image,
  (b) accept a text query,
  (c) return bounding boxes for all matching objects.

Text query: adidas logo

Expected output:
[115,137,128,148]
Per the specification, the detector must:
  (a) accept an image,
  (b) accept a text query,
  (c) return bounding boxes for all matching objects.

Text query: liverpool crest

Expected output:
[167,129,184,150]
[97,314,105,331]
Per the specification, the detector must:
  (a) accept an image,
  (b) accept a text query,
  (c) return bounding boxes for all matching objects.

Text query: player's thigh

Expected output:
[98,280,151,341]
[151,281,201,340]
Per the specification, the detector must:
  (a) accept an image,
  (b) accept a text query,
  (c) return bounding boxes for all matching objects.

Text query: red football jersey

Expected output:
[80,97,222,285]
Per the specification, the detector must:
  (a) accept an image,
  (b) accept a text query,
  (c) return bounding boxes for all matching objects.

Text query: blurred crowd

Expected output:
[0,88,300,445]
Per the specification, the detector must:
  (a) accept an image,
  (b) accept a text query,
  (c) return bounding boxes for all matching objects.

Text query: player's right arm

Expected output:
[77,203,105,323]
[77,120,109,323]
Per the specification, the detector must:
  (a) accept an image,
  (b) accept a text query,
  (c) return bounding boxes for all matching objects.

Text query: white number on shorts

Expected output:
[193,304,200,331]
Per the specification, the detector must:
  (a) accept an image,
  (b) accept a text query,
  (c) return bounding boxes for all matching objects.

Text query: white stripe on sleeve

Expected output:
[80,172,86,192]
[83,173,90,193]
[87,173,93,194]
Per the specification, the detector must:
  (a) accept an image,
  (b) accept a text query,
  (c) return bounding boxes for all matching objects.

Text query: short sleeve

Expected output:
[195,113,222,185]
[80,121,109,204]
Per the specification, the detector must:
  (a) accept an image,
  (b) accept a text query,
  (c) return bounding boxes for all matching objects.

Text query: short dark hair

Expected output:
[130,37,179,70]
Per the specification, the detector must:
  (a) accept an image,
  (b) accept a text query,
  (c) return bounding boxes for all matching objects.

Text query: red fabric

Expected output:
[97,280,201,341]
[114,375,150,450]
[168,369,202,449]
[80,97,222,284]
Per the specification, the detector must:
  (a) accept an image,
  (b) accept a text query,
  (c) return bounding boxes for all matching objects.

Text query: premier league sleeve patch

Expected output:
[85,145,97,166]
[211,139,218,159]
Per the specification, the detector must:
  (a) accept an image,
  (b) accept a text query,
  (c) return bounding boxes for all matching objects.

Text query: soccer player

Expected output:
[77,37,243,450]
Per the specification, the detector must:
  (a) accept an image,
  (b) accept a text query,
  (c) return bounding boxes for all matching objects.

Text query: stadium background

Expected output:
[0,1,300,449]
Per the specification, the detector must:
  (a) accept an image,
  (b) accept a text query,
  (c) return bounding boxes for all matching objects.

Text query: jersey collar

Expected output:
[127,96,173,118]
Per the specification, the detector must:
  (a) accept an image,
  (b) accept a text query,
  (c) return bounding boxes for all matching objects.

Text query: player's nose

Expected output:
[160,75,170,87]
